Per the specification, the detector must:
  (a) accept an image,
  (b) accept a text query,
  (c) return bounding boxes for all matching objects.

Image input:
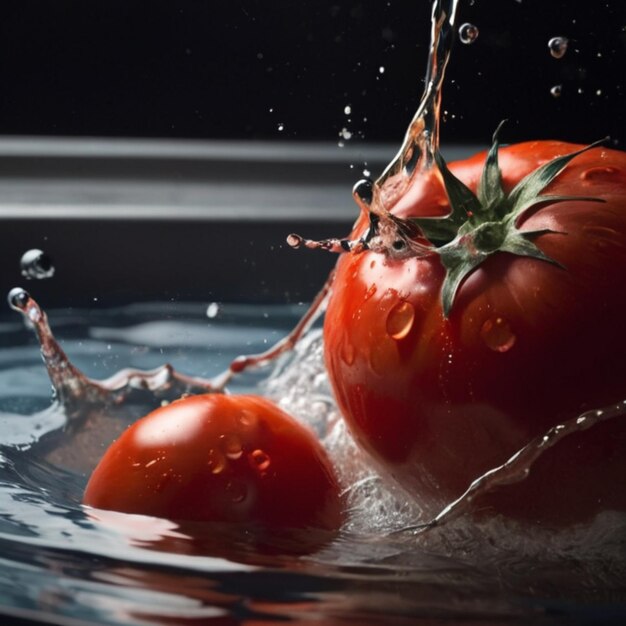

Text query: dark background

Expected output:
[0,0,623,147]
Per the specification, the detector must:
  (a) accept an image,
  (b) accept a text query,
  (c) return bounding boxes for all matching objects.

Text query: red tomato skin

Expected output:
[325,142,626,524]
[83,394,343,532]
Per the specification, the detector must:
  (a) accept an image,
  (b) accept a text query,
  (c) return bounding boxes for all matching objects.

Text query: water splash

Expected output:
[287,0,460,255]
[8,288,217,412]
[7,278,333,413]
[397,402,626,535]
[376,0,460,206]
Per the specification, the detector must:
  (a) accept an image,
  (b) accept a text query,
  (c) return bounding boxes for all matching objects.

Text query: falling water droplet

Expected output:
[480,317,516,352]
[249,449,271,473]
[458,23,479,44]
[206,302,220,319]
[548,36,568,59]
[286,233,303,248]
[386,301,415,340]
[550,84,562,98]
[20,249,55,280]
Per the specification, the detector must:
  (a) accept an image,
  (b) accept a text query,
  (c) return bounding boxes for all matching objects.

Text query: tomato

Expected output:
[324,137,626,525]
[83,394,344,533]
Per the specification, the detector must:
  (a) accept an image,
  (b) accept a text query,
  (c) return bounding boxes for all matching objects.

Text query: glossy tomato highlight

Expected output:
[324,139,626,525]
[84,394,344,533]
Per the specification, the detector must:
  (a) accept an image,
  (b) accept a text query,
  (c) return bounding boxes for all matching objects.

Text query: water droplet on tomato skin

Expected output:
[364,284,377,301]
[369,338,397,376]
[548,36,568,59]
[207,449,227,474]
[340,341,355,366]
[226,480,248,504]
[480,317,516,353]
[222,434,243,460]
[249,449,271,473]
[580,166,619,182]
[238,410,258,429]
[386,300,415,341]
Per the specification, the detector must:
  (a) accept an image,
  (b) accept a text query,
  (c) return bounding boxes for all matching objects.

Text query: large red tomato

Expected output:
[84,394,343,533]
[324,137,626,525]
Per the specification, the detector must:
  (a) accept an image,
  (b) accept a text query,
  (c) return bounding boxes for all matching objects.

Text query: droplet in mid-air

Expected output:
[20,249,55,280]
[352,178,374,207]
[458,23,479,45]
[206,302,220,319]
[548,36,568,59]
[8,287,29,311]
[550,84,563,98]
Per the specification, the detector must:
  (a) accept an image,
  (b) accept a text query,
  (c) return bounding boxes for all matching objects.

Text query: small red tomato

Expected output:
[83,394,343,532]
[325,136,626,525]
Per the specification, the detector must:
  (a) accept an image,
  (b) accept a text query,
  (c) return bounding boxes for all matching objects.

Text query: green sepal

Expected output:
[499,230,565,268]
[504,138,607,220]
[400,126,606,318]
[477,120,507,215]
[437,241,488,317]
[412,149,482,245]
[504,194,606,227]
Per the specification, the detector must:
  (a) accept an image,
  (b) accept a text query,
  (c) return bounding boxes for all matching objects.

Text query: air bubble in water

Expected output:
[378,66,385,74]
[548,36,568,59]
[20,249,55,280]
[340,128,353,141]
[277,123,285,131]
[550,84,563,98]
[344,105,352,115]
[458,23,479,45]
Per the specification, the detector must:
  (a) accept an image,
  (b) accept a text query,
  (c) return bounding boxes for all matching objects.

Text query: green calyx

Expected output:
[412,121,606,317]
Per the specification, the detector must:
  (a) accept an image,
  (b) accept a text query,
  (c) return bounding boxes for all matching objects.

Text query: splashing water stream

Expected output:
[6,0,626,544]
[1,1,626,622]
